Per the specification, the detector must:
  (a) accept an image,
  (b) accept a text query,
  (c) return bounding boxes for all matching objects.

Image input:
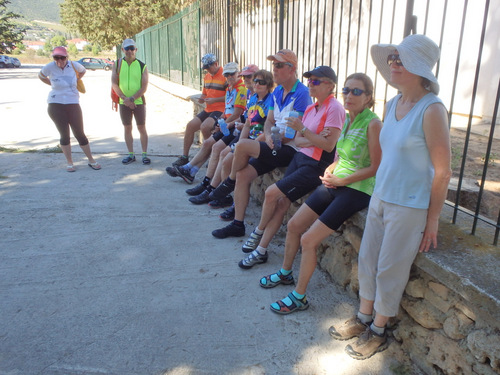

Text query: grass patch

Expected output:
[0,145,62,153]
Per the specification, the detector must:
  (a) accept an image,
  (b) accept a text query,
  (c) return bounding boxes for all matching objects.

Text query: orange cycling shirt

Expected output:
[202,67,227,113]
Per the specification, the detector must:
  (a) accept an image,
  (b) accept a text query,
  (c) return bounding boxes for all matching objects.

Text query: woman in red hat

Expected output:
[38,46,100,172]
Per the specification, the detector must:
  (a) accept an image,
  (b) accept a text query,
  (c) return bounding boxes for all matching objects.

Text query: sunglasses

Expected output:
[203,62,214,69]
[223,72,236,77]
[342,87,366,96]
[387,54,403,66]
[124,46,136,51]
[253,78,267,85]
[53,56,67,61]
[273,62,293,69]
[307,79,328,86]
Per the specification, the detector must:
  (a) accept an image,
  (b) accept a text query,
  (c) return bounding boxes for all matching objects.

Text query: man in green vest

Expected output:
[112,38,150,165]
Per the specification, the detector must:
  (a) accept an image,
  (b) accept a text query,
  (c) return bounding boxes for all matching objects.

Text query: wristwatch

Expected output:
[300,126,307,135]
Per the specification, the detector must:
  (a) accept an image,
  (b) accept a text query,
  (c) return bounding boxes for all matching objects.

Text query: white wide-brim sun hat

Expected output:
[370,34,440,95]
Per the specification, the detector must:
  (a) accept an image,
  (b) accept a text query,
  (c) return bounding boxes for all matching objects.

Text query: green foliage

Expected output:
[83,43,92,52]
[50,34,66,47]
[67,42,78,56]
[36,47,46,56]
[0,0,26,53]
[60,0,194,50]
[11,47,20,54]
[91,43,101,55]
[43,41,52,52]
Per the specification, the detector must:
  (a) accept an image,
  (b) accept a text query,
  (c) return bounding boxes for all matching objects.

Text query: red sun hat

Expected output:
[52,46,68,57]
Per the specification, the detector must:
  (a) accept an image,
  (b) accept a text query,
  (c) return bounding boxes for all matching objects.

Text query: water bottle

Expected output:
[285,110,299,139]
[218,118,230,136]
[271,126,282,155]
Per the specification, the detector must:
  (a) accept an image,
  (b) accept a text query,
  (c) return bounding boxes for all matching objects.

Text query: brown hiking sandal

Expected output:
[345,327,388,360]
[329,316,371,341]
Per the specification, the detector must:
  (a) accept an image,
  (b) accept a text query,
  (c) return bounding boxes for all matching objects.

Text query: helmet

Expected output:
[201,53,217,69]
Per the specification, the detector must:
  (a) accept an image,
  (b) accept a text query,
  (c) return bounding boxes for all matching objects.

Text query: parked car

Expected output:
[77,57,112,71]
[11,57,21,68]
[0,55,14,68]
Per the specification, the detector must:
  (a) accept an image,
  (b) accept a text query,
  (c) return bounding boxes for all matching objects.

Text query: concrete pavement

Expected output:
[0,67,409,374]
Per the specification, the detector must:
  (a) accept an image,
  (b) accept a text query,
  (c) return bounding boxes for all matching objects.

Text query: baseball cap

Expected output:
[52,46,68,57]
[267,49,298,68]
[223,62,239,75]
[122,39,136,49]
[201,53,217,69]
[239,64,259,76]
[303,66,338,83]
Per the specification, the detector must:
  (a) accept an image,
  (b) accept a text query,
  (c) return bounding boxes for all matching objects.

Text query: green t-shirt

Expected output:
[333,108,379,195]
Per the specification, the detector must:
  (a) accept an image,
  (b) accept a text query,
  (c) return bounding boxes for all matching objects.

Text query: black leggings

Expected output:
[47,103,89,146]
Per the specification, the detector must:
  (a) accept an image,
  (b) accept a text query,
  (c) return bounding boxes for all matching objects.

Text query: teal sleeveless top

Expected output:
[333,108,379,195]
[374,93,444,208]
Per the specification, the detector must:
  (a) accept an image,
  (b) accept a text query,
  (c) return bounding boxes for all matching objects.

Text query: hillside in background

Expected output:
[7,0,63,23]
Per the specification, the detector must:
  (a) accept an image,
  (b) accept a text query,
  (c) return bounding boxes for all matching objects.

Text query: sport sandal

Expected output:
[259,270,294,288]
[270,292,309,315]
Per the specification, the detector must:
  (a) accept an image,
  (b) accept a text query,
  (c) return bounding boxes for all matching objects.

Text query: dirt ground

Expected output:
[449,127,500,220]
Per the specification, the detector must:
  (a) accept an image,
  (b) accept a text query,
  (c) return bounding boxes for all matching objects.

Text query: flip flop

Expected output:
[88,162,101,170]
[67,165,76,172]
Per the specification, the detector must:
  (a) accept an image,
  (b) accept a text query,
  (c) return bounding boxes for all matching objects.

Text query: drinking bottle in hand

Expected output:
[285,110,298,139]
[218,118,230,136]
[271,126,282,155]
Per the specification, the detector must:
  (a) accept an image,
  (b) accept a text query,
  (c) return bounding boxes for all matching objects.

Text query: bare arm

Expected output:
[288,115,341,152]
[224,107,244,126]
[320,118,383,188]
[263,110,276,148]
[419,103,452,252]
[38,71,51,86]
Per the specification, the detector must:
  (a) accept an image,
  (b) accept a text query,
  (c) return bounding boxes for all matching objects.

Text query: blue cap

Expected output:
[303,65,337,84]
[201,53,217,69]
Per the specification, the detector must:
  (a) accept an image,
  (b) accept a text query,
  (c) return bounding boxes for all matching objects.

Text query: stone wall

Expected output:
[250,169,500,375]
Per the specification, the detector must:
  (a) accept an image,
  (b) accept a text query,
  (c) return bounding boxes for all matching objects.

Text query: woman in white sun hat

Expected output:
[329,34,451,360]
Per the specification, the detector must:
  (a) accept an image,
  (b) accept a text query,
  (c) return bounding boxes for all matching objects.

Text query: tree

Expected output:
[67,43,78,57]
[51,35,67,48]
[60,0,194,50]
[0,0,26,53]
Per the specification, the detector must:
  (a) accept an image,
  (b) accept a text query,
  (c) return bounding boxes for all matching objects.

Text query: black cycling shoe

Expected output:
[208,195,233,209]
[219,205,235,221]
[166,166,179,177]
[174,165,194,184]
[212,222,245,238]
[186,182,207,196]
[188,190,211,205]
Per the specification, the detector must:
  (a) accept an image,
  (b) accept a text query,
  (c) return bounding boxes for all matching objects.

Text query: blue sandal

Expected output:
[259,270,294,289]
[270,292,309,315]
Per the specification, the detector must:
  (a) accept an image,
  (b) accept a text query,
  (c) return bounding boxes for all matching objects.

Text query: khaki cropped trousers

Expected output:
[358,194,428,317]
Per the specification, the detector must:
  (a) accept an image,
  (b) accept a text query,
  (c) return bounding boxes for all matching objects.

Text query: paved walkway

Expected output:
[0,67,411,375]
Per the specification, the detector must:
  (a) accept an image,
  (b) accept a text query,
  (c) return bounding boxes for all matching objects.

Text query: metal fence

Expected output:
[134,0,499,245]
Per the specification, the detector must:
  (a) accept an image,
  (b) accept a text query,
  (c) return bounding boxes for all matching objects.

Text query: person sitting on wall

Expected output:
[170,53,227,168]
[167,62,248,188]
[237,65,345,269]
[259,73,382,319]
[209,49,312,239]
